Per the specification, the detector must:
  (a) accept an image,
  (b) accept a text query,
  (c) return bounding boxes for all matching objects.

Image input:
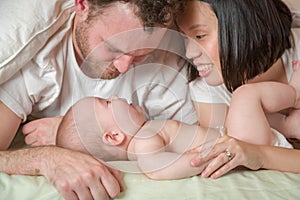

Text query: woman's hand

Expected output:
[190,135,264,178]
[22,116,63,146]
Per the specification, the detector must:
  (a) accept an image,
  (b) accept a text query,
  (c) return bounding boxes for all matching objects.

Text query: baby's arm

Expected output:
[135,123,219,180]
[138,151,207,180]
[226,81,297,145]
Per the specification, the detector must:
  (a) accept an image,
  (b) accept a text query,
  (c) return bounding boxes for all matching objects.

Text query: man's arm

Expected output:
[0,101,22,150]
[0,102,124,199]
[0,146,123,199]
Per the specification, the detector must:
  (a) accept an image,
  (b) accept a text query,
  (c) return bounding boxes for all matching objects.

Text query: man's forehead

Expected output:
[103,27,167,54]
[104,39,155,56]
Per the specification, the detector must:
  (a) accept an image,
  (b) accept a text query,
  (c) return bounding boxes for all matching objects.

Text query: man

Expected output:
[0,0,196,199]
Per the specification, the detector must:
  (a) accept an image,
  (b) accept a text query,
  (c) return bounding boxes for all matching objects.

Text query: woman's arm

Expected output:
[190,135,300,179]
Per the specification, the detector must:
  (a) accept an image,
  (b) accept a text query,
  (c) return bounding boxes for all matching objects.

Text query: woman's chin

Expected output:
[204,77,223,86]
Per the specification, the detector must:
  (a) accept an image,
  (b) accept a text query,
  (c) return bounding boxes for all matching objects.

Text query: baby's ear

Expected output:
[102,131,126,146]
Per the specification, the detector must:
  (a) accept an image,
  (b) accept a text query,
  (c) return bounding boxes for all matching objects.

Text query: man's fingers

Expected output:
[87,182,109,200]
[108,167,125,192]
[100,170,122,198]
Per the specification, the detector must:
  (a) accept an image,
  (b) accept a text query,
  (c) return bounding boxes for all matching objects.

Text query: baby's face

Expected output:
[95,97,146,135]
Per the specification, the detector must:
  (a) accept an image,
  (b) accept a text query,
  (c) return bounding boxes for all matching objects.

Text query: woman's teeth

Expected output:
[197,63,213,71]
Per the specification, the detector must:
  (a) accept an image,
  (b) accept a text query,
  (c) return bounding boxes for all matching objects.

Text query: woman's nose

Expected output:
[185,38,201,60]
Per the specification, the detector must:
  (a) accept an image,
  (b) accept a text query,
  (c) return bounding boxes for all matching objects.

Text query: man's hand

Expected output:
[22,116,63,146]
[41,146,125,200]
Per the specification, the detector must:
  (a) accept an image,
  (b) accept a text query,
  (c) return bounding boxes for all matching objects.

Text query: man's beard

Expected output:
[75,22,120,80]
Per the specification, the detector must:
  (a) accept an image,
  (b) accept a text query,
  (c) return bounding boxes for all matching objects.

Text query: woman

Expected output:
[173,0,300,178]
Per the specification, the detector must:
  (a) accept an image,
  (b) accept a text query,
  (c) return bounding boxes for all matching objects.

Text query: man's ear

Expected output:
[102,131,126,146]
[74,0,89,19]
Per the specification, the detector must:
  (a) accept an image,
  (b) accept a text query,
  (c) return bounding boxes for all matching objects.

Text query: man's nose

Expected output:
[113,54,135,73]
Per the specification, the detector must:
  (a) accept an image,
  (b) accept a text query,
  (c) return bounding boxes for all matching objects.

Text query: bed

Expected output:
[1,0,300,199]
[2,132,300,200]
[1,161,300,200]
[2,131,300,199]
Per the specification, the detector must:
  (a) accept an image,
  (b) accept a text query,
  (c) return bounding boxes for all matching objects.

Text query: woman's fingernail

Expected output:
[201,171,208,177]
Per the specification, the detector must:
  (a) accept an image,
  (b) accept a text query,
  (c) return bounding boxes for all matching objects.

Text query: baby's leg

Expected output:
[282,60,300,139]
[227,78,300,145]
[289,60,300,108]
[226,84,274,145]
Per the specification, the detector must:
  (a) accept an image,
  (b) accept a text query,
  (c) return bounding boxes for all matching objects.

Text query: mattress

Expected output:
[1,161,300,200]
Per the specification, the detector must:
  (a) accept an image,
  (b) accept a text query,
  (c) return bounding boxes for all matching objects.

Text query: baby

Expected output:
[226,60,300,146]
[56,96,220,180]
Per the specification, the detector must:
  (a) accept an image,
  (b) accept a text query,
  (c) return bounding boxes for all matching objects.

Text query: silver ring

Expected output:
[225,151,234,161]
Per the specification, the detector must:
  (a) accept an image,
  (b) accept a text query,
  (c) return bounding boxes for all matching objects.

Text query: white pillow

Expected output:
[0,0,74,84]
[283,0,300,27]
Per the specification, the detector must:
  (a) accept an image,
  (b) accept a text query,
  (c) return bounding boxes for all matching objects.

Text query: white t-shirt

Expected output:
[0,5,197,125]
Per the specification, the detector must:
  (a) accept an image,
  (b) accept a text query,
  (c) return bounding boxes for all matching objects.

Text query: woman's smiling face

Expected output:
[177,0,223,86]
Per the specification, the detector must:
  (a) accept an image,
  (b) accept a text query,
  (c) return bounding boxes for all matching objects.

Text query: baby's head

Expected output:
[56,96,146,161]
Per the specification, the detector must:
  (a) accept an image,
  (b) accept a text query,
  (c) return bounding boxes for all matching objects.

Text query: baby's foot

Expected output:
[289,60,300,108]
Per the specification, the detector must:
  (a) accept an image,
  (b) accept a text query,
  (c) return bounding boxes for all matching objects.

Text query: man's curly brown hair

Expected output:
[87,0,185,27]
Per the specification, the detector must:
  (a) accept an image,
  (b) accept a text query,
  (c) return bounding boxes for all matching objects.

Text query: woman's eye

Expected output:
[196,34,206,40]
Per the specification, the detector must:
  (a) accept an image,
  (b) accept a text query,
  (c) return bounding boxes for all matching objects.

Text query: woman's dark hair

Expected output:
[186,0,292,92]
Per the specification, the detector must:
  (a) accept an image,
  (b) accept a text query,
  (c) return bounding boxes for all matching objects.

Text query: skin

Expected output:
[225,74,300,145]
[73,0,164,79]
[178,1,222,86]
[0,0,166,199]
[177,1,227,128]
[95,96,146,138]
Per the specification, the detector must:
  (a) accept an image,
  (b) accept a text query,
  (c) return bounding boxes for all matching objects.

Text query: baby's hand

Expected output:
[22,116,62,146]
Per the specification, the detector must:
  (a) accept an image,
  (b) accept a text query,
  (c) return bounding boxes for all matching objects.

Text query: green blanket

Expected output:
[1,161,300,200]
